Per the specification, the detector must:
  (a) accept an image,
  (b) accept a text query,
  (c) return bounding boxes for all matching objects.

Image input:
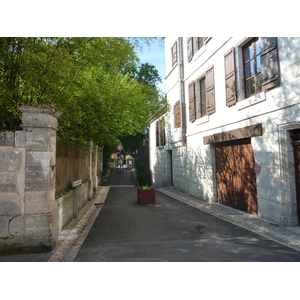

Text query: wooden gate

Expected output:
[215,138,258,214]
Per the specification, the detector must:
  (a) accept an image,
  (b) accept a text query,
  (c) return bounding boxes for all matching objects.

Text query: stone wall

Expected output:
[0,105,102,254]
[0,105,61,254]
[56,181,90,231]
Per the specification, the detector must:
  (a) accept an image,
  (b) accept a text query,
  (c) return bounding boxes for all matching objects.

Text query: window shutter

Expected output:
[161,120,166,146]
[260,37,280,90]
[187,37,194,62]
[172,41,177,66]
[224,47,237,106]
[189,81,196,122]
[174,100,181,128]
[204,37,212,44]
[196,37,204,50]
[156,121,159,147]
[206,65,216,114]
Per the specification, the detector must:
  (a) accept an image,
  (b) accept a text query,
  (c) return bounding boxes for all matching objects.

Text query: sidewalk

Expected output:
[157,186,300,253]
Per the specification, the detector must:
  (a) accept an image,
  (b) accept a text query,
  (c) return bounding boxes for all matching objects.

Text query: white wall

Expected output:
[150,37,300,226]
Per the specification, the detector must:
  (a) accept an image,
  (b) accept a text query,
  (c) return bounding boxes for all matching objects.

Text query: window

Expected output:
[187,37,211,62]
[225,37,280,106]
[243,38,262,98]
[156,119,165,147]
[174,100,181,128]
[189,65,215,122]
[172,41,177,66]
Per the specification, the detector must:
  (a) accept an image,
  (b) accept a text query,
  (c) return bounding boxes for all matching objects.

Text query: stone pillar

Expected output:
[16,105,62,250]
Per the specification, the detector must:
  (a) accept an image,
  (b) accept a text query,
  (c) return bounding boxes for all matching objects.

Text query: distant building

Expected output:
[149,37,300,227]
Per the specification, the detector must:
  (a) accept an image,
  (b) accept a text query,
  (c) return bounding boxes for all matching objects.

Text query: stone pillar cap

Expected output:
[19,105,62,118]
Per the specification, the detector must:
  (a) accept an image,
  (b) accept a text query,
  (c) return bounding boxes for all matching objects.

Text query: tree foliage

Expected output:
[0,37,165,147]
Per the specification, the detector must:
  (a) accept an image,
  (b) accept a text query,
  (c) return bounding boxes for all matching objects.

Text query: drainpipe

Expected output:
[178,37,186,145]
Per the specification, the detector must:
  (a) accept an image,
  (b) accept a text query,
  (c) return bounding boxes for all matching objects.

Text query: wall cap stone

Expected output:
[19,105,62,118]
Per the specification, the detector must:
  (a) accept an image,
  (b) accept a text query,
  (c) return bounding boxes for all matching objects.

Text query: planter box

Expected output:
[108,159,116,170]
[137,187,155,204]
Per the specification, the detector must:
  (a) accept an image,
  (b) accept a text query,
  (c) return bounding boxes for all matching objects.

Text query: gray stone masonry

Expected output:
[0,105,62,254]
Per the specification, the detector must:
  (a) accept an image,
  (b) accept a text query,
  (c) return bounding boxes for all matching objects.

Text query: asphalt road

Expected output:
[74,186,300,262]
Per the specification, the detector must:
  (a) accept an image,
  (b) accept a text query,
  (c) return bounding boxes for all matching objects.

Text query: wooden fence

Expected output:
[56,139,89,194]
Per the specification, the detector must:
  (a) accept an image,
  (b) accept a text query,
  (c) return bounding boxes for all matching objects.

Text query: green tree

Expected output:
[0,37,164,149]
[118,60,167,186]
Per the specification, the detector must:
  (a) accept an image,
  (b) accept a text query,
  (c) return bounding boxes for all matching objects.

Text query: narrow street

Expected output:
[2,167,300,262]
[74,168,300,262]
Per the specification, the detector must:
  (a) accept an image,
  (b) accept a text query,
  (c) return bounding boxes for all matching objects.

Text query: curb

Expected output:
[48,186,110,262]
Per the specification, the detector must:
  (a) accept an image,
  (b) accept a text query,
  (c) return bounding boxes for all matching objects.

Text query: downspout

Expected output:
[178,37,186,145]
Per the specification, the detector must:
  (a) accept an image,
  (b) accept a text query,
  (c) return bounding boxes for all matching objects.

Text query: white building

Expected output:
[149,37,300,227]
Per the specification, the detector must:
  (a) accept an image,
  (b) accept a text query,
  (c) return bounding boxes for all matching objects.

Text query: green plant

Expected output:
[141,184,153,190]
[110,153,118,159]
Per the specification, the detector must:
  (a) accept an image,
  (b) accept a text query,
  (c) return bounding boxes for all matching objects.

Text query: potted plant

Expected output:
[108,153,118,169]
[137,185,155,204]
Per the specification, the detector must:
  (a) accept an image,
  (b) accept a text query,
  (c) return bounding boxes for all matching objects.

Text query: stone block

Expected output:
[24,190,57,214]
[21,112,58,130]
[276,215,299,227]
[22,130,52,151]
[24,208,58,248]
[258,198,277,216]
[0,148,23,172]
[14,131,26,147]
[0,173,18,193]
[0,196,21,215]
[8,215,24,237]
[0,131,14,146]
[25,151,50,173]
[0,216,9,238]
[25,171,49,191]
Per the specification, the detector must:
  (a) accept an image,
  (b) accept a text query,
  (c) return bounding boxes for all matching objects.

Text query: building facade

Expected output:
[149,37,300,227]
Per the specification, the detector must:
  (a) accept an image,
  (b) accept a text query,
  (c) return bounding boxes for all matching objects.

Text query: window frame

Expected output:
[189,65,215,123]
[233,37,280,105]
[242,37,262,98]
[187,37,210,62]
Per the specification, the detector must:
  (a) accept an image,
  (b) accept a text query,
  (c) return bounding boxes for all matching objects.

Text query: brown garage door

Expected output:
[215,138,258,214]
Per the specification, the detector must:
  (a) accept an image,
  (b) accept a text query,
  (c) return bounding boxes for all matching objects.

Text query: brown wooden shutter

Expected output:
[189,81,196,122]
[206,65,216,114]
[172,41,177,66]
[224,47,237,106]
[260,37,280,91]
[187,37,194,62]
[174,100,181,128]
[161,120,166,146]
[196,37,204,50]
[204,37,212,44]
